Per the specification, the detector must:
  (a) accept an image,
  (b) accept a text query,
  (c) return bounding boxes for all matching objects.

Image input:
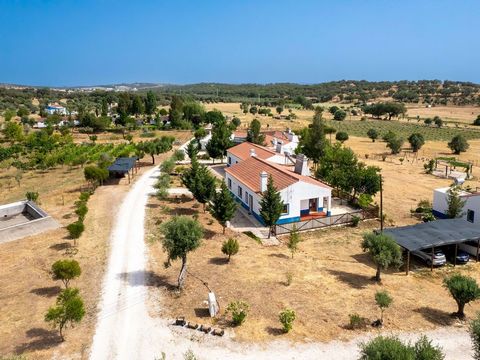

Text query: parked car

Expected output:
[412,249,446,266]
[444,246,469,264]
[459,240,480,258]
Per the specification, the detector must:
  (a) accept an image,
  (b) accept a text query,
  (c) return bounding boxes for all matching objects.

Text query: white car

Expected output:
[459,240,480,258]
[412,249,446,266]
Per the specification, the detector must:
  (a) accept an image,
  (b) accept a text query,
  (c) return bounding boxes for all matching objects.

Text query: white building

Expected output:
[226,141,295,166]
[45,104,67,115]
[432,187,479,224]
[224,150,332,225]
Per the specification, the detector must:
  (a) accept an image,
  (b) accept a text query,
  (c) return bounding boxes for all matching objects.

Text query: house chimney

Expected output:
[249,148,256,157]
[260,171,268,192]
[272,137,277,147]
[276,141,283,154]
[294,154,310,176]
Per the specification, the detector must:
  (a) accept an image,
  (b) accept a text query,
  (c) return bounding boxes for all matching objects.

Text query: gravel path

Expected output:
[89,164,473,359]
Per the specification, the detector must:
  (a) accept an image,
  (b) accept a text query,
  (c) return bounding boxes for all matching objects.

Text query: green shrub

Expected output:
[349,313,368,329]
[25,191,39,202]
[226,300,249,326]
[78,191,92,202]
[75,203,88,221]
[67,221,84,240]
[279,308,296,333]
[221,238,240,262]
[357,194,373,209]
[470,312,480,360]
[51,259,81,288]
[359,336,415,359]
[351,215,360,227]
[424,159,435,174]
[172,149,185,162]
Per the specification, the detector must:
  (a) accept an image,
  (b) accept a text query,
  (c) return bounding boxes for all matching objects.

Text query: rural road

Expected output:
[89,165,160,360]
[89,164,473,360]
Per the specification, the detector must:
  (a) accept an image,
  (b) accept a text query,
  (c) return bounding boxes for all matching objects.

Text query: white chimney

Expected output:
[294,154,310,176]
[249,148,256,157]
[260,171,268,192]
[272,138,278,147]
[276,141,283,154]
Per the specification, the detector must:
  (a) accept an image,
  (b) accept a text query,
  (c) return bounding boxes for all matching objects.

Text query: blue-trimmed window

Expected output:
[228,156,232,165]
[228,178,232,189]
[282,203,289,215]
[238,186,243,198]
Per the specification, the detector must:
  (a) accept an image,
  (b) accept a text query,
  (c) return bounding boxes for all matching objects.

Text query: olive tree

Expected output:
[51,259,81,288]
[44,288,85,341]
[443,274,480,318]
[361,232,402,282]
[160,216,204,289]
[375,290,393,324]
[448,135,469,154]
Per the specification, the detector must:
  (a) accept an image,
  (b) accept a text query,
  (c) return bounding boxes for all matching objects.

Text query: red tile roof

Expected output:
[227,142,276,161]
[225,156,331,193]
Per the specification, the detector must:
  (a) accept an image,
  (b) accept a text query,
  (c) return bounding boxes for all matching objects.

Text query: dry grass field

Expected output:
[203,102,480,130]
[0,130,191,359]
[145,194,480,343]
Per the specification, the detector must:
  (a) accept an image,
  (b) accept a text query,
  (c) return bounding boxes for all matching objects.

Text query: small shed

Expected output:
[383,219,480,274]
[107,157,138,183]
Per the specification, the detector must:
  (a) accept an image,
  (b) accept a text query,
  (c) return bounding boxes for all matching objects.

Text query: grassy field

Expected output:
[324,119,480,141]
[145,193,480,343]
[203,102,480,139]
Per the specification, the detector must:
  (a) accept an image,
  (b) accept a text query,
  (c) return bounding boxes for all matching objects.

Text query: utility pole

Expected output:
[380,174,384,232]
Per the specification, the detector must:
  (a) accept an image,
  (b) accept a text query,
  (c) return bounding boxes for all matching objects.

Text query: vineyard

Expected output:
[325,120,480,141]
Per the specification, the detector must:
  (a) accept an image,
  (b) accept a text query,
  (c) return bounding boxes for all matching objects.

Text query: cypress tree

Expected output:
[210,182,237,233]
[259,175,284,238]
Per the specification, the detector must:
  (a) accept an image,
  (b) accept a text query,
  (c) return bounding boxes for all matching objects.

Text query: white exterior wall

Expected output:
[225,172,331,222]
[433,187,480,225]
[226,150,242,166]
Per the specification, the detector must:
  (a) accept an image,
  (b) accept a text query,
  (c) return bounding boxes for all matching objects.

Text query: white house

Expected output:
[224,153,332,225]
[226,141,294,166]
[432,187,480,224]
[45,104,67,115]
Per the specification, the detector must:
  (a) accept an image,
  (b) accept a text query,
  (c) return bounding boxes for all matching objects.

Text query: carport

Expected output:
[108,157,138,183]
[383,219,480,275]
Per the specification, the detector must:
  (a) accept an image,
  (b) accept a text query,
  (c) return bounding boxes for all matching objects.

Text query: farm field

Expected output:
[203,102,480,138]
[145,192,480,343]
[0,130,191,359]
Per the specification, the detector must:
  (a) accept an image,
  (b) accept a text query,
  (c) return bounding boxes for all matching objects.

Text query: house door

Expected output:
[249,194,253,213]
[309,198,318,212]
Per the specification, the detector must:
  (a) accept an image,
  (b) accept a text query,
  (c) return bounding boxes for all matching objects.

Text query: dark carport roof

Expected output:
[383,218,480,252]
[107,157,137,173]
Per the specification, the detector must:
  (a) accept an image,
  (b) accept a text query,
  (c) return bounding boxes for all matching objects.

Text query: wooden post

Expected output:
[406,250,410,275]
[431,246,434,271]
[454,243,458,267]
[127,172,131,184]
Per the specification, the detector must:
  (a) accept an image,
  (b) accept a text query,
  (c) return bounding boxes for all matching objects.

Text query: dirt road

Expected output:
[89,166,160,359]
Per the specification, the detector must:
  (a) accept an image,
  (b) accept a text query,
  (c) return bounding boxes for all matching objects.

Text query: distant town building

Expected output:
[45,103,67,115]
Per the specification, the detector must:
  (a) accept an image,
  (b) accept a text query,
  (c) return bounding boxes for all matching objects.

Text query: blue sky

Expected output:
[0,0,479,86]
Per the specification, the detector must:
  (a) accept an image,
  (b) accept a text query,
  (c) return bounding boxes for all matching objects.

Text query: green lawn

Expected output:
[326,120,480,141]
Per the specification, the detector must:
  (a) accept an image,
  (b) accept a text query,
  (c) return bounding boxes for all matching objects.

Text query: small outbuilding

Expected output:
[107,157,138,183]
[383,219,480,274]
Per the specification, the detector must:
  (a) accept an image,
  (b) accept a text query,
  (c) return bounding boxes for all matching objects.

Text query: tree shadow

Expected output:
[146,203,160,209]
[265,326,285,336]
[30,286,62,297]
[327,269,373,289]
[269,253,290,260]
[413,306,455,326]
[49,242,71,251]
[209,257,229,265]
[14,328,62,354]
[204,229,218,240]
[172,208,198,216]
[194,308,211,318]
[116,270,176,290]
